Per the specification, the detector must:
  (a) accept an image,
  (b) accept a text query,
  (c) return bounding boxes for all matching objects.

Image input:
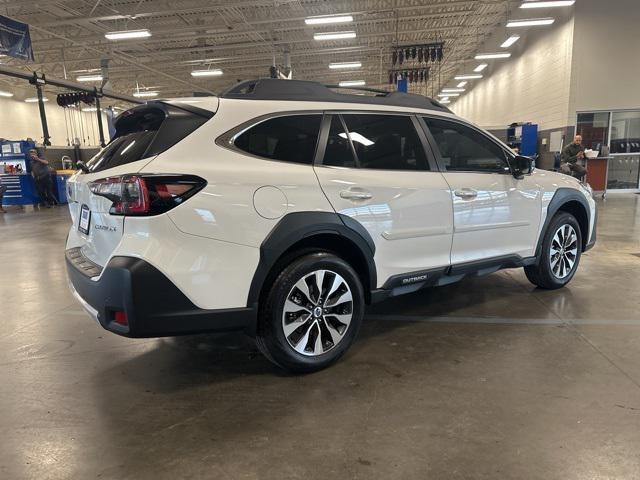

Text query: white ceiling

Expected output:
[0,0,516,99]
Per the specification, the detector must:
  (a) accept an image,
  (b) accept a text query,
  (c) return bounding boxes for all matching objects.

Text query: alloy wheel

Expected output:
[549,224,578,279]
[281,269,353,356]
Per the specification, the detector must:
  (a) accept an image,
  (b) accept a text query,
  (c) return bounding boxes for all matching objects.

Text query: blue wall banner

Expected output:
[0,15,35,61]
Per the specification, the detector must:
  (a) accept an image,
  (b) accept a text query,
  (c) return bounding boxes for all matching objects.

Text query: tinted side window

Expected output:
[234,115,321,164]
[322,115,357,167]
[424,118,508,173]
[341,114,429,171]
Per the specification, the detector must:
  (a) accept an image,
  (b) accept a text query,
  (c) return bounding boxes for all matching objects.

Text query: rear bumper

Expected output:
[65,250,256,338]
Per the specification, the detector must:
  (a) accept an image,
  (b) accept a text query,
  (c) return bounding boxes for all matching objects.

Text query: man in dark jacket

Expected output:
[560,135,587,179]
[29,149,57,207]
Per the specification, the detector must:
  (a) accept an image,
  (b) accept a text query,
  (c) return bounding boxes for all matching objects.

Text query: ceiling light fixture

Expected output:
[475,52,511,59]
[454,74,483,80]
[457,81,468,88]
[25,97,48,103]
[438,93,459,97]
[76,74,103,82]
[329,61,362,69]
[520,1,575,8]
[473,64,488,72]
[500,35,521,48]
[507,18,555,27]
[314,31,356,41]
[190,69,223,77]
[305,15,353,25]
[105,29,151,40]
[0,90,14,97]
[442,88,465,93]
[440,99,451,104]
[339,80,365,87]
[132,91,159,98]
[81,107,97,112]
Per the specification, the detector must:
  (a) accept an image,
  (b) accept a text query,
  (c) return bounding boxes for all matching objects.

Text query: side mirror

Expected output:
[510,155,534,179]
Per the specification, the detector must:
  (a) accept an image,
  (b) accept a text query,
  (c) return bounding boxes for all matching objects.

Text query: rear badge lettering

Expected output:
[94,224,117,232]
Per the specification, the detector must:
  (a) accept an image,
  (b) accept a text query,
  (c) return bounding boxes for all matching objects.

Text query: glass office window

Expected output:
[576,112,610,151]
[610,111,640,154]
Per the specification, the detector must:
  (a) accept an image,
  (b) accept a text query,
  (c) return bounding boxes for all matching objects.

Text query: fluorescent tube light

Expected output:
[473,64,488,72]
[442,88,465,93]
[456,81,467,88]
[105,29,151,40]
[190,69,223,77]
[0,90,14,97]
[475,52,511,59]
[76,74,103,82]
[507,18,555,27]
[438,93,459,97]
[454,74,483,80]
[339,80,365,87]
[82,107,97,112]
[440,99,451,104]
[339,132,374,146]
[500,35,521,48]
[329,61,362,69]
[132,91,159,98]
[305,15,353,25]
[314,31,356,41]
[25,97,48,102]
[520,1,575,8]
[439,97,450,102]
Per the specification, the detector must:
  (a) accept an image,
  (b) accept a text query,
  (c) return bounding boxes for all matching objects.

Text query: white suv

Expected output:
[66,79,596,372]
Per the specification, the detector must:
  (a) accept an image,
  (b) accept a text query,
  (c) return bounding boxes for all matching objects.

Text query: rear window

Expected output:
[86,104,212,173]
[233,114,322,164]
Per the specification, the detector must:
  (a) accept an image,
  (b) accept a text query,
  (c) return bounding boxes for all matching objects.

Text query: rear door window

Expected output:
[322,115,358,168]
[321,114,430,171]
[233,114,322,164]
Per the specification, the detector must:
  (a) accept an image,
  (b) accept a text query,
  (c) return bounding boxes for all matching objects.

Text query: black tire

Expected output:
[524,211,582,289]
[255,252,364,373]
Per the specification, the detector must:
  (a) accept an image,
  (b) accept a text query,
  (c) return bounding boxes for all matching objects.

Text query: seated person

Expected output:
[560,135,587,179]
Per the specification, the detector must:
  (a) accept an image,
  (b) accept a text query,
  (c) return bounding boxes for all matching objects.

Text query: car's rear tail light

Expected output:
[89,174,206,216]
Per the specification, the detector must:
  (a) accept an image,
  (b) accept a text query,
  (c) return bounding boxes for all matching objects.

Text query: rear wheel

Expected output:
[525,211,582,289]
[256,252,364,373]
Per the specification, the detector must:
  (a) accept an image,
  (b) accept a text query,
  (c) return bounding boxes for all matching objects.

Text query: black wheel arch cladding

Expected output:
[536,188,591,259]
[247,211,377,308]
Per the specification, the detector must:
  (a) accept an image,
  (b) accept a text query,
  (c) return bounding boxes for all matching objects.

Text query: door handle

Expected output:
[454,188,478,199]
[340,189,373,200]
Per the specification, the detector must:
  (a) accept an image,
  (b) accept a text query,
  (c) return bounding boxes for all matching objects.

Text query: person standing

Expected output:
[28,149,57,207]
[560,135,587,179]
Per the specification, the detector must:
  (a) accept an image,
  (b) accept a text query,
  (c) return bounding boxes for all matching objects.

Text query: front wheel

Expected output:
[524,211,582,289]
[256,252,364,373]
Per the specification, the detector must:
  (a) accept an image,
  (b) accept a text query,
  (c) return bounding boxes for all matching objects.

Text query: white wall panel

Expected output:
[452,18,575,131]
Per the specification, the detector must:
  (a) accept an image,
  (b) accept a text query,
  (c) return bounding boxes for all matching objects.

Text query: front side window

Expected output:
[341,114,429,171]
[234,114,322,164]
[424,117,508,173]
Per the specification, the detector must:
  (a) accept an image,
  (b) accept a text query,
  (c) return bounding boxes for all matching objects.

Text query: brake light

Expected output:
[89,174,206,216]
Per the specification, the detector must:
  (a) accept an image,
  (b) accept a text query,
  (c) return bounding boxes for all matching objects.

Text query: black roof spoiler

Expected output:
[220,78,452,113]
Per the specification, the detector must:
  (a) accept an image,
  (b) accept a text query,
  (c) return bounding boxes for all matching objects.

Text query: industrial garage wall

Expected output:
[0,94,109,147]
[452,16,574,132]
[568,0,640,116]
